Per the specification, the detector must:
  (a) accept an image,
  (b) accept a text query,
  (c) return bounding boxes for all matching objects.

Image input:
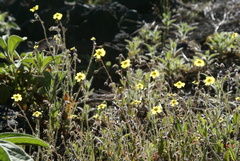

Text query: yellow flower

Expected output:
[97,103,107,110]
[69,115,77,119]
[120,59,131,69]
[193,136,201,143]
[168,93,176,97]
[204,76,215,86]
[11,94,22,102]
[235,97,240,101]
[170,100,179,107]
[93,114,99,119]
[93,48,106,60]
[150,70,160,79]
[30,5,39,12]
[174,81,185,88]
[218,117,223,123]
[192,80,199,85]
[75,72,86,82]
[231,33,238,39]
[32,111,42,117]
[91,37,96,41]
[136,83,144,90]
[53,12,63,21]
[70,47,76,51]
[151,106,163,115]
[193,58,205,67]
[33,45,39,49]
[131,100,141,106]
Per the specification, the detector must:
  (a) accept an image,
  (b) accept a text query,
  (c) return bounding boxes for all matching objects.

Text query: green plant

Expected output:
[0,12,20,36]
[0,132,49,161]
[206,32,240,56]
[174,22,196,41]
[0,1,240,160]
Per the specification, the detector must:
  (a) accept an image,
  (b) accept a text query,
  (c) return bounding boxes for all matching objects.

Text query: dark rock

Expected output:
[0,105,18,132]
[113,0,158,13]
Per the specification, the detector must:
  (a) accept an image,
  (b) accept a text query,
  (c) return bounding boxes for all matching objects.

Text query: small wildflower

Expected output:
[120,59,131,69]
[168,93,176,97]
[93,48,106,60]
[193,58,205,67]
[69,115,77,119]
[30,5,39,12]
[11,94,22,102]
[150,70,160,79]
[75,72,86,82]
[235,97,240,101]
[231,32,238,39]
[174,81,185,89]
[91,37,96,41]
[33,45,39,49]
[70,47,76,51]
[53,12,63,21]
[136,83,144,90]
[32,111,42,117]
[192,80,199,85]
[218,117,223,123]
[93,114,99,119]
[204,76,215,86]
[131,100,141,106]
[170,100,179,107]
[193,136,200,143]
[97,103,107,110]
[151,106,163,115]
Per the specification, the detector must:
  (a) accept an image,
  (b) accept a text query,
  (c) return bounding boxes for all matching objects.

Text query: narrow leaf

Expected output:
[0,37,7,51]
[0,133,35,139]
[2,137,49,148]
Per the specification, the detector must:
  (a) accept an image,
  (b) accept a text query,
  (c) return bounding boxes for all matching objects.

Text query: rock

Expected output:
[113,0,158,13]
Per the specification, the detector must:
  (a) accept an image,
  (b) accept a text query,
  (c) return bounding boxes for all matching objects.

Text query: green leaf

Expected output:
[0,37,7,51]
[0,140,33,161]
[7,35,26,55]
[0,133,49,148]
[42,56,53,69]
[224,149,230,161]
[3,137,49,147]
[0,133,35,139]
[0,52,6,59]
[0,12,7,22]
[21,58,37,67]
